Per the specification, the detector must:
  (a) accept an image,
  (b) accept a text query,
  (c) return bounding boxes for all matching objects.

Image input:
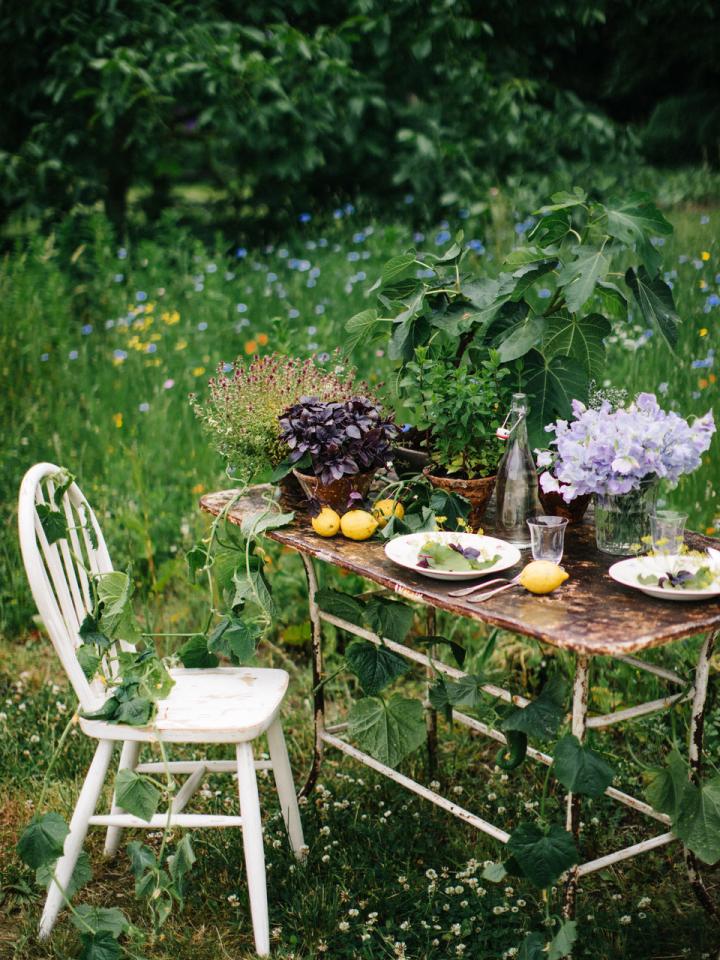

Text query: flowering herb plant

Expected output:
[279,396,397,485]
[538,393,715,502]
[191,352,365,481]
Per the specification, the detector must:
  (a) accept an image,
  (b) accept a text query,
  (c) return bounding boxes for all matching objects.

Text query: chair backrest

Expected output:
[18,462,121,712]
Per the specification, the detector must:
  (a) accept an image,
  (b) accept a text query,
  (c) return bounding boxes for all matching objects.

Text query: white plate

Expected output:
[609,555,720,601]
[384,531,522,581]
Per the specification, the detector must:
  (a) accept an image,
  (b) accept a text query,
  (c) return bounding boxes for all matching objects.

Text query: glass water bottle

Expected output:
[494,393,541,547]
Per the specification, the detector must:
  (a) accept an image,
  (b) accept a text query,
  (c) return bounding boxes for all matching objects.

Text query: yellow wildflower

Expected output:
[192,366,206,377]
[701,251,711,261]
[175,339,188,351]
[699,279,707,290]
[145,302,155,313]
[191,483,205,495]
[162,310,180,325]
[150,332,162,342]
[700,328,708,337]
[112,412,123,429]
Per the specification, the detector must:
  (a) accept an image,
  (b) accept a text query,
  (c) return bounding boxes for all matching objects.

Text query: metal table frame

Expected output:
[201,488,719,918]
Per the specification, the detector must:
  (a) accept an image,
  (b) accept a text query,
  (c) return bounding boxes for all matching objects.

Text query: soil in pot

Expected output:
[423,466,496,529]
[293,469,376,512]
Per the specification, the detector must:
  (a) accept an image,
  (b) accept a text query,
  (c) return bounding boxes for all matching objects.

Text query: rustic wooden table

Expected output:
[201,486,720,918]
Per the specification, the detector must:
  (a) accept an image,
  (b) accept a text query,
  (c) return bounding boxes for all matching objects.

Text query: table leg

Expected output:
[684,629,717,915]
[300,554,324,799]
[425,608,438,775]
[563,654,591,920]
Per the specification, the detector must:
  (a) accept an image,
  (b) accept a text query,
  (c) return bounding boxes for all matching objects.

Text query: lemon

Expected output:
[518,560,569,595]
[340,509,378,541]
[311,506,341,537]
[372,498,405,528]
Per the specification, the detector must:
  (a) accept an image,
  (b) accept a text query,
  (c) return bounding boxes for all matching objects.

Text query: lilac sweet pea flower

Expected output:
[539,394,716,502]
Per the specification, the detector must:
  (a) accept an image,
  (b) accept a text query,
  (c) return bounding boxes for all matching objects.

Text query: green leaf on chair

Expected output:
[36,850,92,898]
[77,644,102,680]
[79,613,113,652]
[348,694,426,767]
[78,932,123,960]
[72,905,130,938]
[364,597,414,643]
[207,616,261,664]
[345,640,409,696]
[501,674,567,742]
[115,769,160,822]
[96,571,140,644]
[17,813,69,869]
[507,821,579,888]
[553,734,615,797]
[37,503,68,544]
[178,634,219,668]
[168,834,196,896]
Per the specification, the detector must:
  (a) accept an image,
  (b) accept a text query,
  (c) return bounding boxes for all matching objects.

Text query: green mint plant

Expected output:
[400,347,512,478]
[347,188,679,445]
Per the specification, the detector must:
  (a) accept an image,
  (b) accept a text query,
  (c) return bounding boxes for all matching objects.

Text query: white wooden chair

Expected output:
[18,462,305,957]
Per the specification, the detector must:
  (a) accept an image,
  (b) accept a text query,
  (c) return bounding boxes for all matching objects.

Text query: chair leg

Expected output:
[39,739,115,939]
[266,718,305,859]
[236,741,270,957]
[104,740,141,858]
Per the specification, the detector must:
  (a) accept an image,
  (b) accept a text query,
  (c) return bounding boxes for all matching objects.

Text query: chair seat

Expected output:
[79,667,289,743]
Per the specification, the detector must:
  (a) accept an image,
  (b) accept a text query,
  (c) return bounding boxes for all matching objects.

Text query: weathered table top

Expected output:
[200,487,720,657]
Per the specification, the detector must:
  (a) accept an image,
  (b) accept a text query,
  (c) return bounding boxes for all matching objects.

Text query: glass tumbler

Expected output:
[527,515,569,563]
[650,509,687,555]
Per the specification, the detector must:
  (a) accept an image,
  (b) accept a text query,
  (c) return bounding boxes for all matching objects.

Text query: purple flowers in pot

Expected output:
[279,396,397,485]
[538,393,715,502]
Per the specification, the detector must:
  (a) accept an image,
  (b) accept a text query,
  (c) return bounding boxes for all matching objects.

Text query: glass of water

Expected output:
[526,515,569,563]
[650,509,687,555]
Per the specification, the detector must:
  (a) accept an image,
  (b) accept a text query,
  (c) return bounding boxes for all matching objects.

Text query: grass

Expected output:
[1,193,719,958]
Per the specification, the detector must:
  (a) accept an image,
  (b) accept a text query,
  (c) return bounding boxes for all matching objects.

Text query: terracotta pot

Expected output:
[423,467,496,528]
[392,444,431,473]
[538,487,591,524]
[293,468,376,512]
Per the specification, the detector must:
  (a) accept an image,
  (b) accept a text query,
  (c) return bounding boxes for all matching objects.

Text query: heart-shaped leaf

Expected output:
[114,769,160,822]
[507,821,578,888]
[17,813,69,869]
[553,734,615,797]
[346,640,409,695]
[364,597,414,643]
[348,694,426,767]
[674,776,720,865]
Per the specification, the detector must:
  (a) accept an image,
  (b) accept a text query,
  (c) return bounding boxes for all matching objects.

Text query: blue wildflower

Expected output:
[308,326,317,336]
[353,232,366,244]
[114,273,124,283]
[194,283,204,292]
[117,248,127,260]
[435,230,451,246]
[40,353,49,362]
[708,294,720,307]
[236,247,247,259]
[701,215,710,225]
[288,308,300,319]
[266,272,278,283]
[298,212,312,223]
[198,322,208,331]
[135,291,147,302]
[314,305,325,315]
[236,303,248,313]
[333,209,343,219]
[206,263,217,273]
[113,349,127,361]
[138,402,150,413]
[650,237,665,247]
[146,343,157,354]
[68,350,78,360]
[538,288,552,299]
[81,324,93,335]
[344,203,355,215]
[413,232,425,244]
[468,239,485,253]
[404,194,414,205]
[347,251,360,262]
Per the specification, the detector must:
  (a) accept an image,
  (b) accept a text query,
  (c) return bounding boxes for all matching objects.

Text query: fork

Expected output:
[448,576,514,598]
[467,577,522,603]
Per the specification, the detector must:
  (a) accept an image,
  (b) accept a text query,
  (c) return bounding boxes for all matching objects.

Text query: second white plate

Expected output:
[384,531,522,581]
[609,555,720,601]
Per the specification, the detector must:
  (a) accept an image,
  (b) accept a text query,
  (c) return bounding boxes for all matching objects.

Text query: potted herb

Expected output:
[401,348,512,526]
[190,353,363,485]
[346,189,679,449]
[539,393,715,554]
[278,396,397,510]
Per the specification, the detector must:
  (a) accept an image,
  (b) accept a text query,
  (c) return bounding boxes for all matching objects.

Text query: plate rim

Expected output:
[608,557,720,599]
[384,530,522,579]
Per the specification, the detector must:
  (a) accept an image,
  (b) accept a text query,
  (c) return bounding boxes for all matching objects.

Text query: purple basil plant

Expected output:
[279,396,398,485]
[537,393,715,502]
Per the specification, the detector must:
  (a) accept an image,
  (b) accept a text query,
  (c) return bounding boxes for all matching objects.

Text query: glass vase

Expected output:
[594,480,658,556]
